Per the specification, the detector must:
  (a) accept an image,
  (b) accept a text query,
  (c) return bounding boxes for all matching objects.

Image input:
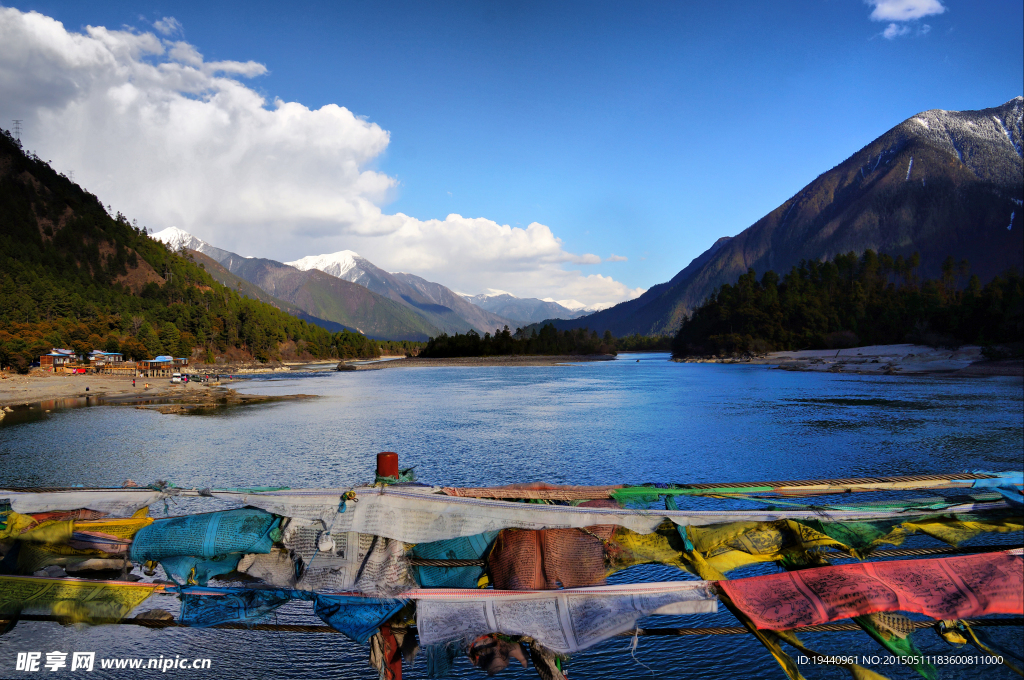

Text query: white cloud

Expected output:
[606,254,628,262]
[341,214,641,304]
[152,16,182,37]
[867,0,944,39]
[866,0,945,22]
[0,7,640,307]
[882,22,911,39]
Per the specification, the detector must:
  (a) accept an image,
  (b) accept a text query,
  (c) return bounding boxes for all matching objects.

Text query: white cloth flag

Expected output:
[413,581,718,654]
[212,487,1005,544]
[1,489,167,516]
[238,519,414,596]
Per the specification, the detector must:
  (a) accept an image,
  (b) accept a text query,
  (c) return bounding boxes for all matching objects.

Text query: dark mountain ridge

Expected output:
[555,97,1023,337]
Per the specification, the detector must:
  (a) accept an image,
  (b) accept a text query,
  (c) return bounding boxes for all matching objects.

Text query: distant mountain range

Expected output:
[284,250,515,334]
[460,291,593,325]
[554,97,1024,336]
[155,227,586,340]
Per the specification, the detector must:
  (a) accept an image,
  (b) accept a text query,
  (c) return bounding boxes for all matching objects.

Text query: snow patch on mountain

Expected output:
[543,298,612,313]
[459,288,515,299]
[285,251,362,279]
[153,226,207,252]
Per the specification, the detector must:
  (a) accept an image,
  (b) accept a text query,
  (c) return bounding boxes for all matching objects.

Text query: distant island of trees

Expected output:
[671,250,1022,359]
[418,324,673,358]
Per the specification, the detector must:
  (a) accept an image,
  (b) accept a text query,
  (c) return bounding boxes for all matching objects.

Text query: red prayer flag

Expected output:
[719,549,1023,630]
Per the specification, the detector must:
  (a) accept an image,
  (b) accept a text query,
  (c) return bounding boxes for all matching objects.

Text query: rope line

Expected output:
[408,558,486,567]
[833,544,1023,559]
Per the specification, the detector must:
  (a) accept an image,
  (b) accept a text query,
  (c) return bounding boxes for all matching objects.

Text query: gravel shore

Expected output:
[0,355,611,410]
[675,344,1022,376]
[0,372,318,415]
[347,354,617,370]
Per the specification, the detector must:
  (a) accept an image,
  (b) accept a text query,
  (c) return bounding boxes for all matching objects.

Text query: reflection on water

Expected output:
[1,354,1021,679]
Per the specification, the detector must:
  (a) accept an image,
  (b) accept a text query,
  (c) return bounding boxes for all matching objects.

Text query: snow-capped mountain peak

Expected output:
[152,226,208,252]
[542,298,612,313]
[151,226,237,262]
[285,251,362,279]
[458,288,515,299]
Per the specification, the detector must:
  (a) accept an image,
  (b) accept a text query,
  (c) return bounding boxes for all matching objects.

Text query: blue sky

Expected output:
[2,1,1021,305]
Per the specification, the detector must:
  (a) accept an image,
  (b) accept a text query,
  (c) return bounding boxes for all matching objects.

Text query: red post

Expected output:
[376,451,399,479]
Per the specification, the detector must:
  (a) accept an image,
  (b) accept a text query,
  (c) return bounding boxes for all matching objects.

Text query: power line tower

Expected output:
[12,120,23,141]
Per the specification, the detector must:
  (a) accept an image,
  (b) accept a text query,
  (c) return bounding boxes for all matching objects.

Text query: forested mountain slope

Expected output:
[0,129,380,368]
[557,97,1023,336]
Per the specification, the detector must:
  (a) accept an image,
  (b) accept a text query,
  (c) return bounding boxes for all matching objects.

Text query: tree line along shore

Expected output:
[670,251,1022,361]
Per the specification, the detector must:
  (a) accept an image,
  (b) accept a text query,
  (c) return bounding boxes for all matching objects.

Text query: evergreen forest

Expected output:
[419,324,618,357]
[0,129,384,371]
[671,250,1023,358]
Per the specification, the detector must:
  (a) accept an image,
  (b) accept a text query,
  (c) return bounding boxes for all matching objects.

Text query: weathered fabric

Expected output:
[412,531,498,589]
[716,589,891,680]
[857,613,936,680]
[0,510,109,540]
[178,586,296,627]
[237,519,414,595]
[0,575,158,622]
[68,532,131,554]
[467,635,529,674]
[13,542,108,575]
[130,509,280,585]
[28,509,108,523]
[130,509,279,562]
[676,514,1024,581]
[606,525,688,574]
[527,641,567,680]
[173,584,406,645]
[314,594,406,645]
[5,517,150,575]
[0,489,165,516]
[213,486,1011,543]
[414,581,717,654]
[487,526,614,590]
[368,624,406,680]
[3,514,153,544]
[719,549,1024,630]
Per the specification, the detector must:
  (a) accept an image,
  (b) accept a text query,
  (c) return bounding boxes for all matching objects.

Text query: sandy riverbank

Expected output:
[347,354,617,370]
[0,372,317,415]
[0,355,610,406]
[676,344,1023,376]
[0,372,231,407]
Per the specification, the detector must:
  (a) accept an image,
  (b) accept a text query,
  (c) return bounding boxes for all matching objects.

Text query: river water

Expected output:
[1,353,1022,678]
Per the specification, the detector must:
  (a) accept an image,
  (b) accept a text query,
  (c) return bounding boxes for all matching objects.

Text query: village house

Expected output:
[39,348,76,372]
[40,349,186,377]
[136,355,189,377]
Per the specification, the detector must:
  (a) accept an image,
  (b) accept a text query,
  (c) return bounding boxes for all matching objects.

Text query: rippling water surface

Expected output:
[2,354,1022,679]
